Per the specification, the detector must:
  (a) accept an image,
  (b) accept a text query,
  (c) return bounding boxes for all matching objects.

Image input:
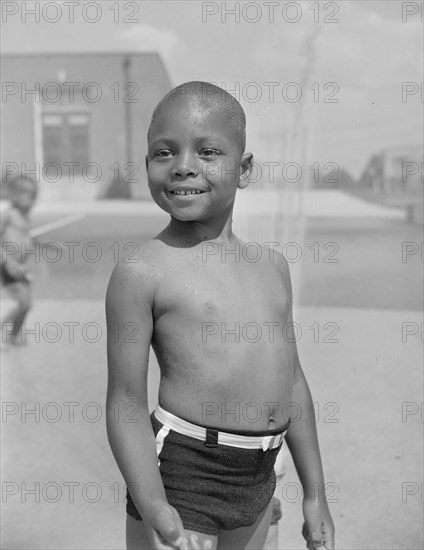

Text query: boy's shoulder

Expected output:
[260,242,291,283]
[107,238,167,289]
[240,239,290,273]
[267,245,289,267]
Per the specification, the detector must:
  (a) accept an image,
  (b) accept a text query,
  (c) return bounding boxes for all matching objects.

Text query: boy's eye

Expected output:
[153,150,173,158]
[200,148,221,158]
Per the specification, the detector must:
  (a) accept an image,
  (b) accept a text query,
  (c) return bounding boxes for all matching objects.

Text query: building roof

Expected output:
[2,51,161,57]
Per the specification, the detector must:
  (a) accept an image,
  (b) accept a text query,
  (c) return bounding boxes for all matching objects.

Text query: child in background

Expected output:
[1,174,38,347]
[106,82,335,550]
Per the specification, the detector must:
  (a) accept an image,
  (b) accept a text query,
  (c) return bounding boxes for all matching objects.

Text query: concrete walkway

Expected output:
[2,300,422,550]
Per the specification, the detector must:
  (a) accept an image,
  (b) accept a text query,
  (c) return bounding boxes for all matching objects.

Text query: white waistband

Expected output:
[154,404,287,451]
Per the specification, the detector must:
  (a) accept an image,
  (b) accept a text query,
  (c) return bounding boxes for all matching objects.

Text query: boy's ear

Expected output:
[238,152,253,190]
[145,155,149,172]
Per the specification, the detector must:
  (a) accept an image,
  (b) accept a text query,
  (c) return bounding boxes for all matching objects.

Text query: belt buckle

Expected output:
[204,427,219,448]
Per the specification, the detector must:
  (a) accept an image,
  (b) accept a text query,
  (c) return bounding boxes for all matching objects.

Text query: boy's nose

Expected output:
[171,154,199,178]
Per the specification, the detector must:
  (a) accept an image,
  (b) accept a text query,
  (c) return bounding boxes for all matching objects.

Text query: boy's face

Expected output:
[146,97,251,222]
[11,187,37,213]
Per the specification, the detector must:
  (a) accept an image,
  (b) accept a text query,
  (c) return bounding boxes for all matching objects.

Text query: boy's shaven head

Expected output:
[146,80,253,225]
[148,81,246,154]
[6,174,38,204]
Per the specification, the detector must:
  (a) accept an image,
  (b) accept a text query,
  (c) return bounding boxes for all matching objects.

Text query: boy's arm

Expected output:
[279,258,335,550]
[105,261,190,550]
[286,362,335,550]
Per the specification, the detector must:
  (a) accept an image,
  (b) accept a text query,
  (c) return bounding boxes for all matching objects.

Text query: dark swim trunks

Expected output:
[126,405,289,536]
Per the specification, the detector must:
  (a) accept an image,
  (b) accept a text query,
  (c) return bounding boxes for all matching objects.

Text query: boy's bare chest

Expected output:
[153,253,289,324]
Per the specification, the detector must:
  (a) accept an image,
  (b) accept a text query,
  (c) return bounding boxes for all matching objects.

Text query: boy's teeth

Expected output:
[174,190,201,195]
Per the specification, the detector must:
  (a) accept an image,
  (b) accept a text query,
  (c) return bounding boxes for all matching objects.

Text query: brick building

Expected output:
[1,52,172,200]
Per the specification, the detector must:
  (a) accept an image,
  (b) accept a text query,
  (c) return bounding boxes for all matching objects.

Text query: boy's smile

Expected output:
[147,96,251,223]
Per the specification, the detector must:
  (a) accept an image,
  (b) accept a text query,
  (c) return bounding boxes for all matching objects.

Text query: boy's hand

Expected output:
[302,498,335,550]
[146,501,212,550]
[188,533,213,550]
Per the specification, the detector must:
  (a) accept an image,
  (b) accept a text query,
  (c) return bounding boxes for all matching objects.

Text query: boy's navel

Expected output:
[202,300,215,313]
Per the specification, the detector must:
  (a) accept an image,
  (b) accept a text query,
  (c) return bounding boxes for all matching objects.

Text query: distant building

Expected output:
[359,146,423,197]
[1,52,172,200]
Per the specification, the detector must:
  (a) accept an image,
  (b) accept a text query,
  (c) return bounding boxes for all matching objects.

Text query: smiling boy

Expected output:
[106,82,335,550]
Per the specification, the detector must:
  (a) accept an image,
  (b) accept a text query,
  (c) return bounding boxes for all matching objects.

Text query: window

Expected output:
[42,112,90,173]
